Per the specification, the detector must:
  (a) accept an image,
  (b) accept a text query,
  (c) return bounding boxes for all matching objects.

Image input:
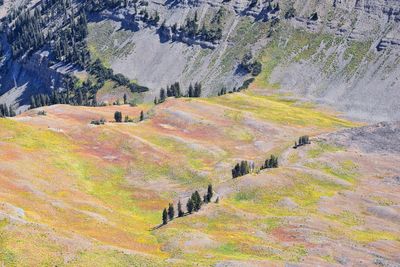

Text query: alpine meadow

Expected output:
[0,0,399,266]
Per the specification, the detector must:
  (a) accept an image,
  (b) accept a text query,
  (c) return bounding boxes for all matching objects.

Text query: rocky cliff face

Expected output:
[267,0,400,121]
[0,0,399,121]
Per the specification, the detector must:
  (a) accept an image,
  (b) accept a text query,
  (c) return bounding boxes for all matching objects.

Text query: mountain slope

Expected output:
[1,91,399,266]
[0,0,399,121]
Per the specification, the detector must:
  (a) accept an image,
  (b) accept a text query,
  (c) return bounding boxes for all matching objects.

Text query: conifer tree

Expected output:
[140,110,144,121]
[123,93,127,104]
[178,200,184,217]
[207,184,213,202]
[188,84,193,97]
[30,96,37,109]
[160,88,166,102]
[168,203,174,220]
[162,208,168,225]
[192,191,202,211]
[114,111,122,122]
[187,198,194,214]
[194,82,202,97]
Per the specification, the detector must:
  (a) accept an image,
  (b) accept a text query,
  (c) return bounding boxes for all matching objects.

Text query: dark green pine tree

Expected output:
[160,88,166,102]
[188,84,194,97]
[123,93,127,104]
[187,198,194,214]
[9,106,16,117]
[178,200,184,217]
[30,96,37,109]
[140,110,144,121]
[192,191,202,211]
[168,203,175,220]
[174,82,181,98]
[114,111,122,122]
[194,82,202,97]
[207,184,213,202]
[162,208,168,225]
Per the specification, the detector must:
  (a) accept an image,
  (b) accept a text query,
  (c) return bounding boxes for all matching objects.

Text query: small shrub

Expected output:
[91,118,106,125]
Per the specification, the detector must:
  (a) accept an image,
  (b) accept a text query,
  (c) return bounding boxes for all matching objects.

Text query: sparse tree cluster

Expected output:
[155,82,202,105]
[30,75,100,109]
[0,104,16,117]
[167,82,182,98]
[218,78,256,97]
[85,0,128,12]
[293,135,310,148]
[238,78,255,91]
[239,52,262,76]
[29,60,148,110]
[88,59,148,93]
[197,15,223,43]
[217,87,228,96]
[187,82,202,98]
[232,155,278,178]
[160,8,224,44]
[113,110,144,123]
[217,77,256,96]
[284,7,296,19]
[232,160,255,179]
[161,184,216,226]
[261,154,278,170]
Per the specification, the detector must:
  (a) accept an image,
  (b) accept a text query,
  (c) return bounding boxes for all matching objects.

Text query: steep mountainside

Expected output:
[1,93,399,266]
[0,0,399,120]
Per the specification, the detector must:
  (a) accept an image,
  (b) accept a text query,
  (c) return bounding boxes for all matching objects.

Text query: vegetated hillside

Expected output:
[1,0,399,121]
[0,91,399,266]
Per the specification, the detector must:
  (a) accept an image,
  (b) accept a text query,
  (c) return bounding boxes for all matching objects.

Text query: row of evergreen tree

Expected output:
[153,76,259,105]
[232,155,279,179]
[162,184,217,225]
[260,154,278,170]
[88,59,148,93]
[154,82,202,104]
[293,135,311,148]
[114,110,144,123]
[232,160,255,179]
[30,77,101,109]
[159,8,224,44]
[0,104,16,118]
[217,78,256,97]
[30,59,148,109]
